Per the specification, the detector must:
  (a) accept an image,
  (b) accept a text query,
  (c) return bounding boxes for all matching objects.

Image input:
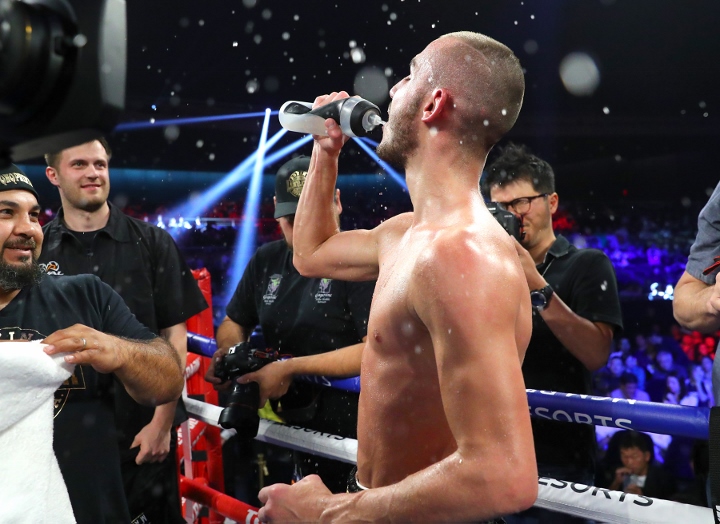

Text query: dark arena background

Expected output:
[10,0,720,518]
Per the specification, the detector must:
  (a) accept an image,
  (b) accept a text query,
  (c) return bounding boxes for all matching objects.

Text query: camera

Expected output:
[214,341,279,438]
[0,0,126,165]
[487,202,524,241]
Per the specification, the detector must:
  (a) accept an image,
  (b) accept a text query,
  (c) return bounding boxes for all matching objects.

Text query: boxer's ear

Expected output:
[421,88,449,123]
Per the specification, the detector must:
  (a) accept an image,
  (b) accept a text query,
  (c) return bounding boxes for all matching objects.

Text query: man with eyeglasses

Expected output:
[483,143,623,524]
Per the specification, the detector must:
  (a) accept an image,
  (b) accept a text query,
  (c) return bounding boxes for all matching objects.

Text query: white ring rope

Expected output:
[183,397,712,523]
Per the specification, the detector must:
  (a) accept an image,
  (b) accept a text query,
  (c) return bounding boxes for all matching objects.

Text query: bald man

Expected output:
[258,31,537,523]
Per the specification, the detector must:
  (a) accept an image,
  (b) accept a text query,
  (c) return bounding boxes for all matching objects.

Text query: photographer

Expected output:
[482,143,623,524]
[205,156,374,495]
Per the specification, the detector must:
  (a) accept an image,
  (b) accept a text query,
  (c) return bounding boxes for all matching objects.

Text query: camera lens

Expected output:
[0,0,75,122]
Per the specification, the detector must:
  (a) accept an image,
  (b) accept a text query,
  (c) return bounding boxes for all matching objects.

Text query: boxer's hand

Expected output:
[312,91,351,154]
[258,475,331,523]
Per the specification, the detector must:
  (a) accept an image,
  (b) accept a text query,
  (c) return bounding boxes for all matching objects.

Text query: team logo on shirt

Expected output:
[315,278,333,304]
[0,327,84,417]
[263,274,283,305]
[39,260,64,275]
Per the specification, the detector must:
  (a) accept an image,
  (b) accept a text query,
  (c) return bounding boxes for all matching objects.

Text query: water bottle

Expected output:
[278,97,385,137]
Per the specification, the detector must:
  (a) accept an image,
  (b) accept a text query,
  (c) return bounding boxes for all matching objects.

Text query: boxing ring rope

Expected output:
[185,333,715,522]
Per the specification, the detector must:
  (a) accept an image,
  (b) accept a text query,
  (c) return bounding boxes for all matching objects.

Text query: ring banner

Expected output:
[255,420,358,465]
[526,389,710,439]
[536,477,713,524]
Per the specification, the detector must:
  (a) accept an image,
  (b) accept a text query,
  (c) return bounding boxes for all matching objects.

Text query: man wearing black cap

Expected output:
[0,163,184,523]
[40,138,208,524]
[205,155,374,495]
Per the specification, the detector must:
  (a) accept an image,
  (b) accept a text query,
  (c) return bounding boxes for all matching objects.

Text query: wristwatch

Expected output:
[530,284,554,312]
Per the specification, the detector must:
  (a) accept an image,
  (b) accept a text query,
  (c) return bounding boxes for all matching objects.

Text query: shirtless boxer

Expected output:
[258,31,537,523]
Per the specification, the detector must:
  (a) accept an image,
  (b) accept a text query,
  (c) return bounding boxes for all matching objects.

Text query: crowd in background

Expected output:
[591,324,714,506]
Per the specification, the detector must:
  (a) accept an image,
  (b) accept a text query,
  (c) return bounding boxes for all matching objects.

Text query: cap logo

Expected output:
[0,172,33,188]
[286,170,307,198]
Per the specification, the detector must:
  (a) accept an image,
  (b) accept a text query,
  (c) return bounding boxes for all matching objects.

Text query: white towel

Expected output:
[0,342,76,524]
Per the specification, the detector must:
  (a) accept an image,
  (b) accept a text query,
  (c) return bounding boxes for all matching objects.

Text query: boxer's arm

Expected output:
[673,271,720,332]
[317,235,537,522]
[293,92,404,281]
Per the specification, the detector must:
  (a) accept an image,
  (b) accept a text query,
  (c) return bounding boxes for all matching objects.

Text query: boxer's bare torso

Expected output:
[356,208,532,489]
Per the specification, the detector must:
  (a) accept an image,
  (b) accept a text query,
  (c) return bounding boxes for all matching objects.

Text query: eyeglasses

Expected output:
[495,193,548,214]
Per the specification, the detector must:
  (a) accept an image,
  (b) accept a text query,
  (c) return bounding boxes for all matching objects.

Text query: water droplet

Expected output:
[501,108,507,116]
[164,125,180,142]
[524,40,538,55]
[246,79,260,94]
[603,107,610,114]
[351,47,366,64]
[559,52,600,96]
[483,119,489,126]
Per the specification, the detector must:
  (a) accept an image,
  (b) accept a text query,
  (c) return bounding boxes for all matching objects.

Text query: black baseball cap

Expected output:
[274,156,310,219]
[0,164,39,199]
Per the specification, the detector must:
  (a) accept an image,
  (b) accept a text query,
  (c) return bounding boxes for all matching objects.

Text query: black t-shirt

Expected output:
[226,239,374,436]
[40,204,209,450]
[0,274,155,524]
[524,235,623,473]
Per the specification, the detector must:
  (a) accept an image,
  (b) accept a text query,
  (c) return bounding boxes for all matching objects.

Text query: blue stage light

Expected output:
[226,109,272,298]
[354,137,407,190]
[114,111,279,132]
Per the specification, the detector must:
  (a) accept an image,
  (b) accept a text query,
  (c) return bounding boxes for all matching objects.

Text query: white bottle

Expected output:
[278,97,384,137]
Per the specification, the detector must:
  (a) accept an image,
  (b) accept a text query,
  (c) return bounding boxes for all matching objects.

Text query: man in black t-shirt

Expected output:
[41,138,208,524]
[0,164,183,524]
[483,144,623,524]
[205,156,374,494]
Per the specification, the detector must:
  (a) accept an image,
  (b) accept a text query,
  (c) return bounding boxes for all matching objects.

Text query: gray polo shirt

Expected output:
[685,180,720,403]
